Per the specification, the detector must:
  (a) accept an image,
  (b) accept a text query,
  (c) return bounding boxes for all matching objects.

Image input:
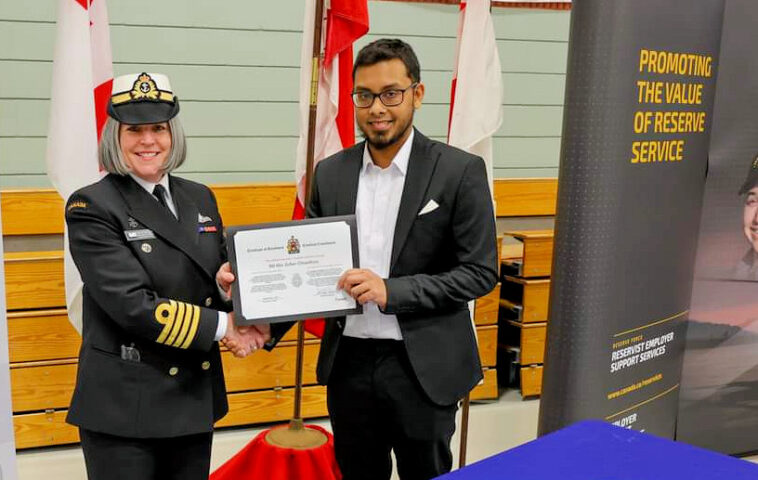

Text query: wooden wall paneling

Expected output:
[494,179,557,217]
[14,410,79,449]
[1,180,558,236]
[13,385,329,449]
[212,184,296,227]
[216,385,328,428]
[477,325,498,368]
[10,360,77,412]
[501,230,554,277]
[470,368,498,401]
[0,190,63,235]
[221,340,319,392]
[7,309,80,363]
[10,339,321,414]
[4,251,65,310]
[474,283,501,326]
[502,320,547,366]
[520,365,543,397]
[500,276,550,323]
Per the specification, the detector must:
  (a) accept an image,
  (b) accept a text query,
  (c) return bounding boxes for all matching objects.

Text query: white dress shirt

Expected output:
[344,129,415,340]
[129,173,228,341]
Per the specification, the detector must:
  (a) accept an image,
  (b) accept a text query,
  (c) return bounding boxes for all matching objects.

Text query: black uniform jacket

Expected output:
[273,130,498,406]
[64,174,229,438]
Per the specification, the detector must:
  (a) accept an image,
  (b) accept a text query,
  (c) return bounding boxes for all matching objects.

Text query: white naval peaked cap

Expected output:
[107,72,180,124]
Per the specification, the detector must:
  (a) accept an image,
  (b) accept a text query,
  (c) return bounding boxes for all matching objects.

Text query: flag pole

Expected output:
[458,394,471,468]
[265,0,327,448]
[294,0,325,429]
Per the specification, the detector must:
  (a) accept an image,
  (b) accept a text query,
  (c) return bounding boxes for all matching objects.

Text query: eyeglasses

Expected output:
[351,83,418,108]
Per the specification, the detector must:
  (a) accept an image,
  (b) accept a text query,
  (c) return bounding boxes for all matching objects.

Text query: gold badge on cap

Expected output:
[132,73,160,100]
[111,72,174,106]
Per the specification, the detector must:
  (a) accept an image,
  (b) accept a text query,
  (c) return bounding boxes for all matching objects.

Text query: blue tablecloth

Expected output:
[438,420,758,479]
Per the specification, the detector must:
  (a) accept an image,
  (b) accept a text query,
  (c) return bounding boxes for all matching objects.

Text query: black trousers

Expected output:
[327,336,458,480]
[79,428,213,480]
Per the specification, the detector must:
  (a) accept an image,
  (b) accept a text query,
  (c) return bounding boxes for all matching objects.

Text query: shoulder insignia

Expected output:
[154,300,200,349]
[67,200,88,211]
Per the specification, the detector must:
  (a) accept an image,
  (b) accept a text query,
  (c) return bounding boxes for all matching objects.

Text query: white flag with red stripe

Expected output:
[448,0,503,193]
[46,0,113,333]
[448,0,503,352]
[294,0,369,337]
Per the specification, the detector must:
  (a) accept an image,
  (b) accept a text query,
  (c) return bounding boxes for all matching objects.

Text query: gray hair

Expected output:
[99,116,187,176]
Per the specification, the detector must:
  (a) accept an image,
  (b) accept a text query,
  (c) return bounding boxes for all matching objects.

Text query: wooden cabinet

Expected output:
[498,230,553,398]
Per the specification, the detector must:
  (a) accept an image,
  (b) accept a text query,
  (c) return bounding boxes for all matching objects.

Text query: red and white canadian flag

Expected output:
[46,0,113,332]
[448,0,503,345]
[294,0,369,337]
[448,0,503,194]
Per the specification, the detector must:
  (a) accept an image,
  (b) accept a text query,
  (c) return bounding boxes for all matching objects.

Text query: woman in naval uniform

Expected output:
[64,72,268,480]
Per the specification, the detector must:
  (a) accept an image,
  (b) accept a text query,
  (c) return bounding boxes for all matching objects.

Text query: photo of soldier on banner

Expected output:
[677,0,758,456]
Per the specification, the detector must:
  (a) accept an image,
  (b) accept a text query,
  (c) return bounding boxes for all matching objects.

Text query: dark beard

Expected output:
[359,112,414,150]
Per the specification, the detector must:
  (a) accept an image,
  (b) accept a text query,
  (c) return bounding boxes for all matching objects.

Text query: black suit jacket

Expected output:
[64,174,229,438]
[304,130,498,406]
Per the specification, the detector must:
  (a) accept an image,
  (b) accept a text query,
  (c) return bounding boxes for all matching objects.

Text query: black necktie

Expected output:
[152,184,174,217]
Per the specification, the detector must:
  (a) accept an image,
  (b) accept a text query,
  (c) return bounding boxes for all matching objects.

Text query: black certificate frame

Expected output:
[226,215,361,325]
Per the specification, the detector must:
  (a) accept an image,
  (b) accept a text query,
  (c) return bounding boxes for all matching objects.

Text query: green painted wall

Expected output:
[0,1,568,188]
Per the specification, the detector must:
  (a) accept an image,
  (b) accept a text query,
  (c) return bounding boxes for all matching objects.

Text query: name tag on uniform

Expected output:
[124,229,156,241]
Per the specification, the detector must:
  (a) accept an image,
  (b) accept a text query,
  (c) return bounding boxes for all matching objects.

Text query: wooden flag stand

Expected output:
[264,322,328,448]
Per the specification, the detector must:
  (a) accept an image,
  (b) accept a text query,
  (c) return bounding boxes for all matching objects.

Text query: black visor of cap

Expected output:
[107,97,180,125]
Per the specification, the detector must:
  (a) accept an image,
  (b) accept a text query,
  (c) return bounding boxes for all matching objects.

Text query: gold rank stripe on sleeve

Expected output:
[165,301,186,346]
[154,300,200,349]
[179,305,201,350]
[173,304,195,348]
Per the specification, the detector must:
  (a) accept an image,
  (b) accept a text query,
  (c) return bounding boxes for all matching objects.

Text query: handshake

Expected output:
[217,262,271,359]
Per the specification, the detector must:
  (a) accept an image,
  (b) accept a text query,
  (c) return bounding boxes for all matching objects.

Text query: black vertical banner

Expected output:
[678,0,758,455]
[538,0,725,437]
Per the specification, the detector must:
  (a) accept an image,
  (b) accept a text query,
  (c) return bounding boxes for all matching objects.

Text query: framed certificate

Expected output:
[226,215,362,325]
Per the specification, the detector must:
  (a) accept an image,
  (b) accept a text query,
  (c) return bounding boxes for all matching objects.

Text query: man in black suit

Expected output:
[309,39,498,480]
[215,38,498,479]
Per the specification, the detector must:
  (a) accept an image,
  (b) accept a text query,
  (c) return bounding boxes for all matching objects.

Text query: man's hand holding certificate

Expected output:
[225,215,361,325]
[337,268,388,309]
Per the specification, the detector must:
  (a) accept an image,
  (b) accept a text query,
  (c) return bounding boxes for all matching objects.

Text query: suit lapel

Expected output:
[390,131,439,269]
[113,175,214,280]
[336,142,364,215]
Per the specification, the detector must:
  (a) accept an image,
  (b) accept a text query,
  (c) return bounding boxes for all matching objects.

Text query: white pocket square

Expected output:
[418,199,439,216]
